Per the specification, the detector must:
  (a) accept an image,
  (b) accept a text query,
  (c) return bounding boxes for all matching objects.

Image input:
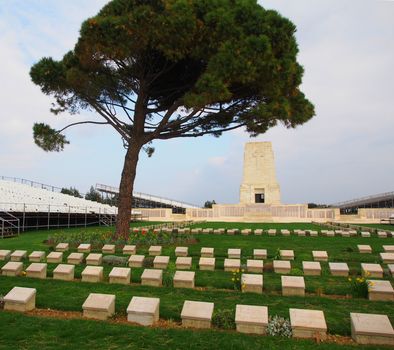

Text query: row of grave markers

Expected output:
[2,243,394,261]
[2,285,394,346]
[2,260,394,301]
[133,227,394,238]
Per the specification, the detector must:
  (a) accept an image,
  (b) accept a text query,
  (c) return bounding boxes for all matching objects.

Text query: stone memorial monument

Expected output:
[239,142,281,205]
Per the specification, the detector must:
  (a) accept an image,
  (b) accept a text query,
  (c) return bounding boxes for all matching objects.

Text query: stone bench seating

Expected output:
[199,257,215,271]
[153,256,170,269]
[175,246,188,257]
[290,308,327,339]
[128,254,145,267]
[280,250,294,260]
[312,250,328,262]
[383,245,394,253]
[303,261,321,276]
[141,269,162,287]
[83,293,115,320]
[176,257,192,270]
[361,263,383,278]
[351,312,394,346]
[127,296,160,326]
[242,273,263,294]
[181,300,214,329]
[109,267,131,285]
[86,253,103,266]
[4,286,36,312]
[10,250,27,261]
[253,249,267,259]
[55,243,69,252]
[273,260,291,274]
[123,245,136,255]
[358,245,372,254]
[228,248,241,259]
[247,259,263,273]
[282,276,305,296]
[368,280,394,301]
[81,266,103,283]
[67,252,84,265]
[0,250,11,261]
[53,264,75,281]
[200,247,214,258]
[1,261,23,276]
[26,263,47,279]
[47,252,63,263]
[173,270,195,289]
[149,245,162,256]
[224,258,241,272]
[29,251,45,263]
[329,262,349,277]
[235,304,268,334]
[77,244,91,253]
[380,252,394,264]
[102,244,115,254]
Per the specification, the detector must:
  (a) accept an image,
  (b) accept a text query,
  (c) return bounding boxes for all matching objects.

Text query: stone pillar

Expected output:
[240,142,281,205]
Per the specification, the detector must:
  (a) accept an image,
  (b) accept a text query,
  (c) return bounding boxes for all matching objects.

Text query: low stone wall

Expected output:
[135,206,394,224]
[135,205,341,223]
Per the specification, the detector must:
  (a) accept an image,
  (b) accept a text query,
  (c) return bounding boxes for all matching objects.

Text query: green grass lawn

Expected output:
[0,312,388,350]
[0,223,393,349]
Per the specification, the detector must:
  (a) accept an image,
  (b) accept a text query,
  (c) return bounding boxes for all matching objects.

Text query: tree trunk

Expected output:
[115,142,142,239]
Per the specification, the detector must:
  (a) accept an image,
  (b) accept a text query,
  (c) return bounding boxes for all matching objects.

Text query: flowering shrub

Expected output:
[267,315,292,337]
[348,273,372,298]
[231,269,245,291]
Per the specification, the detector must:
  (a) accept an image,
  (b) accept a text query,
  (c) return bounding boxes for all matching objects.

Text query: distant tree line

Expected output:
[204,200,216,209]
[61,186,118,206]
[307,203,329,209]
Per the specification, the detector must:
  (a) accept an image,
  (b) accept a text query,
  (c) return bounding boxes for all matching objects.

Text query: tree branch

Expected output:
[57,121,109,133]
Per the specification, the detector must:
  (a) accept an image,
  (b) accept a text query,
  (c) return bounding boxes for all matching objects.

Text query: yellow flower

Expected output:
[236,269,239,273]
[348,278,352,282]
[231,278,235,281]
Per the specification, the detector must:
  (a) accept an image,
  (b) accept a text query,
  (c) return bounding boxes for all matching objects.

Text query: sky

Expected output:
[0,0,393,207]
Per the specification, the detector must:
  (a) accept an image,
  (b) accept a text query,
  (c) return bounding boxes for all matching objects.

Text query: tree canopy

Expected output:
[60,187,83,198]
[30,0,314,237]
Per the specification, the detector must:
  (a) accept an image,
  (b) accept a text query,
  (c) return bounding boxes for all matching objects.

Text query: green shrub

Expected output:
[142,257,154,268]
[102,255,128,266]
[212,309,235,330]
[290,268,303,276]
[162,262,176,287]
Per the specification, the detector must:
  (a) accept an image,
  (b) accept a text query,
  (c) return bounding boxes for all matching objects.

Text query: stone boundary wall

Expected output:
[358,208,394,220]
[135,205,341,223]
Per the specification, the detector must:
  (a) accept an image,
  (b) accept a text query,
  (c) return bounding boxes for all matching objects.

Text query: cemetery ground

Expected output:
[0,222,393,349]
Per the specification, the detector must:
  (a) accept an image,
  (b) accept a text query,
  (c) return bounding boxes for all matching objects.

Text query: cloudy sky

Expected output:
[0,0,393,207]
